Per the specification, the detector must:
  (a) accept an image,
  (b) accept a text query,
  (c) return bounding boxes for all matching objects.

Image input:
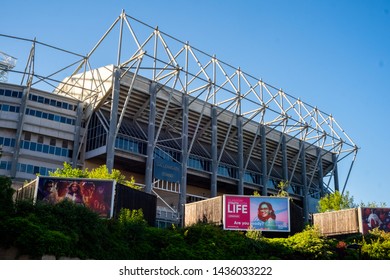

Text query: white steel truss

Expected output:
[0,10,358,198]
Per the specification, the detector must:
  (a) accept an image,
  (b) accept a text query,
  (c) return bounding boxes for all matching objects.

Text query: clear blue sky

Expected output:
[2,0,390,206]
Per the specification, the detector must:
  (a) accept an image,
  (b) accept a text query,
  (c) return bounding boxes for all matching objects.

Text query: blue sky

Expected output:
[2,0,390,206]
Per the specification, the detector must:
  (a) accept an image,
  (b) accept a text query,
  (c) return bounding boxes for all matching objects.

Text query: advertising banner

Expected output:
[35,176,115,218]
[359,207,390,234]
[223,195,290,232]
[154,157,181,183]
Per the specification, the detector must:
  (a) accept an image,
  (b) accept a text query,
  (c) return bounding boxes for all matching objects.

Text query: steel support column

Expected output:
[179,94,189,226]
[317,147,324,197]
[72,102,83,168]
[260,125,268,196]
[300,141,309,224]
[211,106,218,197]
[237,115,244,195]
[332,153,340,192]
[144,82,157,193]
[106,68,121,172]
[282,134,289,183]
[10,86,30,177]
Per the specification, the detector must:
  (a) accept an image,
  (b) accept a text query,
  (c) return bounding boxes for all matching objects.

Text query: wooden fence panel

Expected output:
[313,208,360,236]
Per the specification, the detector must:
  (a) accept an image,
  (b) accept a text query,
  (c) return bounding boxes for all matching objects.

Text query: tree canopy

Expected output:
[49,162,138,189]
[317,191,356,212]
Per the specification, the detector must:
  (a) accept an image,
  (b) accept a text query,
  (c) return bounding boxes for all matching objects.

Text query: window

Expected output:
[24,132,31,141]
[38,135,44,144]
[50,138,56,146]
[62,140,68,149]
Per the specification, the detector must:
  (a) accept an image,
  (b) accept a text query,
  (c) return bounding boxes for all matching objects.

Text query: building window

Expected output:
[38,135,44,144]
[24,132,31,141]
[50,138,56,146]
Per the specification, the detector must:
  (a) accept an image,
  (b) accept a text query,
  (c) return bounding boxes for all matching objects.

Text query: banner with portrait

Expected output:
[35,176,115,218]
[359,207,390,234]
[223,195,290,232]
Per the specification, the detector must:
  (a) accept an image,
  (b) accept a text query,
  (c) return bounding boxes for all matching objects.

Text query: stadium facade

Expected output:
[0,11,358,227]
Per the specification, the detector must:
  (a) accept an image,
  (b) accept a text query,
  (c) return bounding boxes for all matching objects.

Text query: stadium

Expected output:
[0,11,358,227]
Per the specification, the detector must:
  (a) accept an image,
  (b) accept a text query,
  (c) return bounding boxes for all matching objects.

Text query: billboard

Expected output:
[35,176,115,218]
[223,195,290,232]
[154,157,181,183]
[359,207,390,234]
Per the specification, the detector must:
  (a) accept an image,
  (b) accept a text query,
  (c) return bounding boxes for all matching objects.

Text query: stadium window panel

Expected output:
[20,163,27,173]
[39,167,47,175]
[38,135,44,144]
[36,110,42,118]
[36,143,43,152]
[4,90,11,96]
[42,145,49,153]
[50,100,56,106]
[27,165,33,174]
[0,161,6,169]
[38,96,44,103]
[62,102,68,109]
[61,149,68,157]
[55,147,61,156]
[31,95,38,101]
[50,138,56,146]
[30,142,37,151]
[4,138,10,147]
[0,137,3,145]
[0,89,4,95]
[2,104,9,111]
[44,98,50,104]
[48,114,54,121]
[24,141,30,149]
[33,166,40,174]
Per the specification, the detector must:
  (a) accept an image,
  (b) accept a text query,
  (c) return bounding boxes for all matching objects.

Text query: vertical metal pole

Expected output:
[211,106,218,197]
[237,115,244,195]
[282,134,289,183]
[179,94,189,227]
[106,68,120,172]
[332,153,340,192]
[260,125,268,196]
[317,148,324,197]
[144,82,157,193]
[300,141,309,224]
[10,87,30,177]
[72,102,83,167]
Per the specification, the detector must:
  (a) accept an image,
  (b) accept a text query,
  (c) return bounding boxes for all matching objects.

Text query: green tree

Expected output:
[0,176,14,215]
[317,191,356,212]
[49,162,137,189]
[49,162,88,178]
[359,201,387,208]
